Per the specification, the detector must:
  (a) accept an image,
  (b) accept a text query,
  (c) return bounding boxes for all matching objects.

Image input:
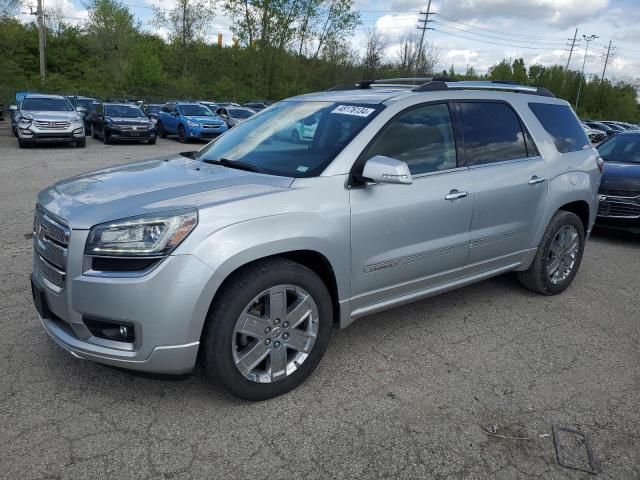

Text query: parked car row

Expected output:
[583,119,640,143]
[9,93,271,147]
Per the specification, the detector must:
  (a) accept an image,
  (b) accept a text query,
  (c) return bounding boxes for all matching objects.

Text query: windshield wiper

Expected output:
[202,158,266,174]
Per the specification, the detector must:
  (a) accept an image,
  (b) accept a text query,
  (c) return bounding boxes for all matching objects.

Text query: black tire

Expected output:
[85,124,92,136]
[517,211,585,295]
[17,138,29,148]
[13,127,18,137]
[202,258,333,401]
[157,122,167,138]
[178,125,188,143]
[76,138,86,148]
[147,136,157,145]
[103,131,111,145]
[92,124,99,139]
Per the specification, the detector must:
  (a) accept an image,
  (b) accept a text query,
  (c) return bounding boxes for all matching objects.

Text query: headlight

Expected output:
[85,209,198,257]
[188,121,200,128]
[19,116,33,125]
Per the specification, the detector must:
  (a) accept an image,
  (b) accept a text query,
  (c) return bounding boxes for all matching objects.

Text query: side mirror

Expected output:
[10,105,17,111]
[361,155,413,185]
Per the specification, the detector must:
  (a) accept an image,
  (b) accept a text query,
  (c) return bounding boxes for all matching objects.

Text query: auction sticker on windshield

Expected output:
[331,105,376,117]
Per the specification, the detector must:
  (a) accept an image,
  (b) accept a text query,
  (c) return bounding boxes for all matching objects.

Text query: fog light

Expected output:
[119,325,128,338]
[73,127,83,135]
[19,129,33,135]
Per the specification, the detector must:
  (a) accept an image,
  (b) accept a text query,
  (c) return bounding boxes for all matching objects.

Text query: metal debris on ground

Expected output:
[552,425,598,474]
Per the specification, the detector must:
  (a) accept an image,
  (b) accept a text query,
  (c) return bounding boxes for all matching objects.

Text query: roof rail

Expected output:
[413,80,556,97]
[327,76,457,91]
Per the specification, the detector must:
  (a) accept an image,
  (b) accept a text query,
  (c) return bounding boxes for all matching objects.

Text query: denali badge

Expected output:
[599,195,607,202]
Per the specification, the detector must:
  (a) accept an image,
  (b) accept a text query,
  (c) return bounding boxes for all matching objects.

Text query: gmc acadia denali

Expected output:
[31,79,602,400]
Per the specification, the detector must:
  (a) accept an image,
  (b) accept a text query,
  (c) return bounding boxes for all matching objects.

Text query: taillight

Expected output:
[596,156,605,174]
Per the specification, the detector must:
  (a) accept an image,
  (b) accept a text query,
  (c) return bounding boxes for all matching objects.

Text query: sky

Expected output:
[19,0,640,83]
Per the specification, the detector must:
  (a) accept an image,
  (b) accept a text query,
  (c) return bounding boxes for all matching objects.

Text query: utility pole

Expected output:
[565,28,579,70]
[601,40,615,82]
[416,0,434,75]
[30,0,46,82]
[575,34,598,113]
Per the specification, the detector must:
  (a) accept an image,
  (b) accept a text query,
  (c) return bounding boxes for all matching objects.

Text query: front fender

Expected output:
[185,212,350,338]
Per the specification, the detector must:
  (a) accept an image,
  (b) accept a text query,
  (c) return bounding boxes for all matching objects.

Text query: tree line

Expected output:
[0,0,638,121]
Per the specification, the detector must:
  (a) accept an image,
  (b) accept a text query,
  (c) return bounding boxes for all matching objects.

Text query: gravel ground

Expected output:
[1,120,639,479]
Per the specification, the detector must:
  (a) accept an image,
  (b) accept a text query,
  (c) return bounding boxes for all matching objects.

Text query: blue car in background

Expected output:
[157,101,228,143]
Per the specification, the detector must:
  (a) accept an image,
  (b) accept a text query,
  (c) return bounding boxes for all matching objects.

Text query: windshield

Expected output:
[76,99,94,110]
[180,104,213,116]
[597,134,640,164]
[105,105,144,117]
[22,97,74,112]
[197,101,383,178]
[229,108,254,119]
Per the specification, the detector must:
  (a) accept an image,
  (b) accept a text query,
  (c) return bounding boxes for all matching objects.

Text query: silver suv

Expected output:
[11,94,86,148]
[31,80,602,400]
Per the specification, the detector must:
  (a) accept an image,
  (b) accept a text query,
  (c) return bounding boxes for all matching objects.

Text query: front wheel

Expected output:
[517,211,585,295]
[178,125,188,143]
[103,131,111,145]
[76,138,86,148]
[202,258,333,401]
[147,136,157,145]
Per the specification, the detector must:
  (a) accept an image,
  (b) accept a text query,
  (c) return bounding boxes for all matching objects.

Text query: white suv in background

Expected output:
[11,94,86,148]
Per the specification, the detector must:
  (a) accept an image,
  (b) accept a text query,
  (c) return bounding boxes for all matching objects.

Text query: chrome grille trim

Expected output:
[34,206,70,289]
[34,120,71,129]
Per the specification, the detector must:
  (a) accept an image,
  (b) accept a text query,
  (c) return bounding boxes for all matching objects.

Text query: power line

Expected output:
[432,19,566,48]
[432,26,560,51]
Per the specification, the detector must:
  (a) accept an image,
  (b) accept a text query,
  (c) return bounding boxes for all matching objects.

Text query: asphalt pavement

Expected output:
[0,121,638,479]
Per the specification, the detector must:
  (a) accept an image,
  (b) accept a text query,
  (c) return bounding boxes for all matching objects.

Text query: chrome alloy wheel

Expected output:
[232,285,319,383]
[547,225,580,285]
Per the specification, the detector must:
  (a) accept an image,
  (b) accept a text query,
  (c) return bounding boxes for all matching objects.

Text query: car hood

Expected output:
[600,162,640,191]
[108,117,151,125]
[185,116,224,123]
[37,155,294,229]
[21,111,81,122]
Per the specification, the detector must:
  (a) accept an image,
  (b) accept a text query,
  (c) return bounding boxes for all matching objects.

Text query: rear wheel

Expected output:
[517,211,585,295]
[202,258,333,401]
[178,125,188,143]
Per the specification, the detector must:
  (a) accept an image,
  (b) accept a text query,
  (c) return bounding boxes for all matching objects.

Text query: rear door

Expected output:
[456,101,548,266]
[349,102,475,313]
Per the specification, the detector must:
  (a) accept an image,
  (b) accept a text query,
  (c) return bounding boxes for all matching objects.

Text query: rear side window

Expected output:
[529,103,590,153]
[458,102,528,165]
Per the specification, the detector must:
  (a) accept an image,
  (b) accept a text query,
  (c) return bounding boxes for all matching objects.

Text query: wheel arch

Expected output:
[557,200,590,233]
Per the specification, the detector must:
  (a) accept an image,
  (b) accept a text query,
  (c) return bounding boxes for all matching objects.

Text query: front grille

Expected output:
[35,120,70,129]
[608,203,640,217]
[202,124,222,129]
[33,207,70,289]
[599,187,640,198]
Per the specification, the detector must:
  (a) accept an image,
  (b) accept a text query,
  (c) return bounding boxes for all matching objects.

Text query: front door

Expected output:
[350,103,474,314]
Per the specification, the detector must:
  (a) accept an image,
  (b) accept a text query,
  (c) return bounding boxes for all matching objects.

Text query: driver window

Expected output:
[364,103,457,175]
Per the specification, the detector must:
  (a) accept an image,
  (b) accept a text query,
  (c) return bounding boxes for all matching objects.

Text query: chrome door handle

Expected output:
[528,176,546,185]
[445,190,468,201]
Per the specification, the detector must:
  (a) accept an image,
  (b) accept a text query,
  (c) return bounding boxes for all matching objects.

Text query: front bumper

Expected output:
[106,126,156,141]
[596,194,640,230]
[18,124,84,143]
[32,229,215,374]
[190,125,227,139]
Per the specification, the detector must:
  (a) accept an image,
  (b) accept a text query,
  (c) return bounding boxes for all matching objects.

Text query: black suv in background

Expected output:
[66,96,98,135]
[91,103,157,144]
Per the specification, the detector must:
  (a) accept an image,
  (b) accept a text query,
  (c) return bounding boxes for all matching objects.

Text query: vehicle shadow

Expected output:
[591,226,640,245]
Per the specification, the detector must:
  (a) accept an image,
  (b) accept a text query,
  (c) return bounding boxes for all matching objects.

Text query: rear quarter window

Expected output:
[528,103,590,153]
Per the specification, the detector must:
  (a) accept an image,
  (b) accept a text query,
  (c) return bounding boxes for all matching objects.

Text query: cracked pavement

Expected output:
[0,121,639,479]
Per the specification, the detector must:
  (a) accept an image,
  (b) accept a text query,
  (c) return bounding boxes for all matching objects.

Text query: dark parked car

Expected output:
[243,101,268,111]
[596,132,640,231]
[91,103,157,144]
[216,106,255,128]
[585,121,618,138]
[143,104,163,124]
[66,96,99,135]
[599,121,627,133]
